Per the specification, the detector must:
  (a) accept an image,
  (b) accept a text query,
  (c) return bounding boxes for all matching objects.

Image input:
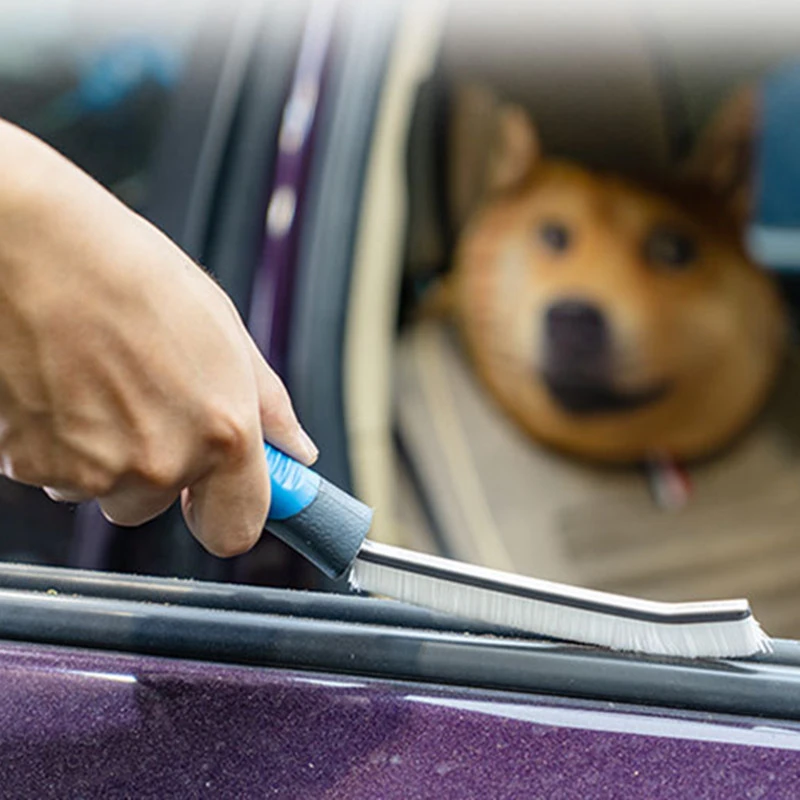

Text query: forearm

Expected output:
[0,118,162,317]
[0,120,67,225]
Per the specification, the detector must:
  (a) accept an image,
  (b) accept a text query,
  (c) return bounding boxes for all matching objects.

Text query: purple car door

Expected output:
[1,564,800,799]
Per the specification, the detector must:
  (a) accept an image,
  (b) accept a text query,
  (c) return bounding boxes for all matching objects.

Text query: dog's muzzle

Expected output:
[541,300,669,415]
[544,299,610,378]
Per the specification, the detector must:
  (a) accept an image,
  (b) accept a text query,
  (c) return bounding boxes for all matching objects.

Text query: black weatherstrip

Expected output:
[145,1,265,258]
[286,0,400,494]
[0,562,799,722]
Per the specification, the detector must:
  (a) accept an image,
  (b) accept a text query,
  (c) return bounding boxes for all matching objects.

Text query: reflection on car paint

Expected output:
[2,640,800,799]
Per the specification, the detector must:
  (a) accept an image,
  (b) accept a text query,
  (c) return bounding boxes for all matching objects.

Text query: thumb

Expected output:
[247,337,318,466]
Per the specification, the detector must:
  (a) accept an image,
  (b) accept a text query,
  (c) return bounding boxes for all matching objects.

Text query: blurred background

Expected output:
[3,0,800,637]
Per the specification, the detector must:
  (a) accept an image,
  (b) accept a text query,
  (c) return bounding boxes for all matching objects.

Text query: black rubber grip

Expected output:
[265,477,373,578]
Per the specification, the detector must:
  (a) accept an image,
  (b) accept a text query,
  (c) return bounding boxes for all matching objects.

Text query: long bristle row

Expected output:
[350,558,770,659]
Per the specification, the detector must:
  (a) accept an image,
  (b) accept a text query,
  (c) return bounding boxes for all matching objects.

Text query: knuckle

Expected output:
[2,438,119,497]
[77,470,117,498]
[205,405,253,462]
[133,448,182,491]
[5,453,42,486]
[260,391,296,437]
[4,448,55,489]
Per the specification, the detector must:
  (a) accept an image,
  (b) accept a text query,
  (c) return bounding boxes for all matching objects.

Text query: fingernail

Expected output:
[297,428,319,465]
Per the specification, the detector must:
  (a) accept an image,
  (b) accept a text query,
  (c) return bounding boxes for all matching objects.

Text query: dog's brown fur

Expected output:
[440,94,786,463]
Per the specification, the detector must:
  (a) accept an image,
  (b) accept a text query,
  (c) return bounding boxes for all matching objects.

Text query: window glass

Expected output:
[0,0,201,210]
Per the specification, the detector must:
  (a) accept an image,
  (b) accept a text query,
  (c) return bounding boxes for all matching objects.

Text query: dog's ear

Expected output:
[681,85,757,230]
[486,105,541,194]
[448,85,540,232]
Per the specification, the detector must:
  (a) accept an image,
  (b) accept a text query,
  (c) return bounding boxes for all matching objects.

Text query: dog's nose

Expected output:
[544,300,609,361]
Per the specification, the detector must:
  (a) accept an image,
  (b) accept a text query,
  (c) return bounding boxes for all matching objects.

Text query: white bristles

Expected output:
[350,543,771,659]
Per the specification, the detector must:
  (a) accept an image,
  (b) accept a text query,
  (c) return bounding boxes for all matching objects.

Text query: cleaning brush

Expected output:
[262,442,770,659]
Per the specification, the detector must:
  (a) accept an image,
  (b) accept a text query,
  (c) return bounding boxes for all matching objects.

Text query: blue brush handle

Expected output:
[263,442,373,579]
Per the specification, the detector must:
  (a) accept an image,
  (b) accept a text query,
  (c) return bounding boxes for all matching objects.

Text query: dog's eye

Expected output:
[538,222,571,253]
[645,228,697,269]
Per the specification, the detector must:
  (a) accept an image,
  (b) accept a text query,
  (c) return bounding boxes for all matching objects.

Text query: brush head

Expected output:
[350,541,771,659]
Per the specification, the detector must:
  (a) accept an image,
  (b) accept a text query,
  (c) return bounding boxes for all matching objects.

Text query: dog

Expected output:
[433,89,786,464]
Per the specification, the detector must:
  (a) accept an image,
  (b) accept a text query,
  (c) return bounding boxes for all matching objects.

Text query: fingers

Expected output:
[43,486,93,504]
[247,337,318,466]
[181,426,271,557]
[97,487,179,528]
[43,481,177,527]
[44,482,177,525]
[43,313,311,555]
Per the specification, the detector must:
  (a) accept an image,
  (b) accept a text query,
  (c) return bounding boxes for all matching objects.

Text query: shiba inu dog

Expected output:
[437,90,786,463]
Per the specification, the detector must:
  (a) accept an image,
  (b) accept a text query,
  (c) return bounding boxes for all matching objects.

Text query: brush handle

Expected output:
[263,442,373,579]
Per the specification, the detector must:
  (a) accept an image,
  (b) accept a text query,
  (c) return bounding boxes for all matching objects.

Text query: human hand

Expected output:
[0,121,317,556]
